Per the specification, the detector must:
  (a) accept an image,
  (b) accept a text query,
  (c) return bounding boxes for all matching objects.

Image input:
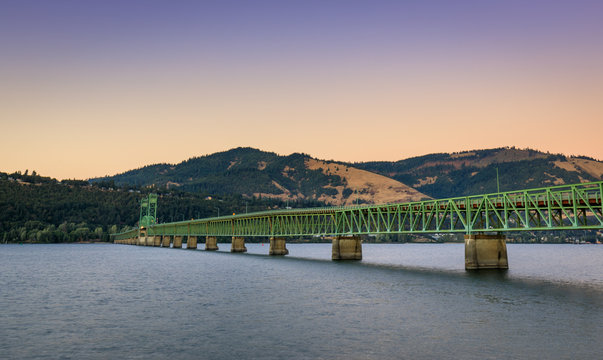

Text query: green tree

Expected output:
[94,227,103,240]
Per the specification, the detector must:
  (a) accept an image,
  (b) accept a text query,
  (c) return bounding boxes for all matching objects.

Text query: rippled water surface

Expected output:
[1,243,601,359]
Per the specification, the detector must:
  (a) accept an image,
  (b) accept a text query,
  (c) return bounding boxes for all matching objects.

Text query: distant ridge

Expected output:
[94,147,428,206]
[355,147,603,198]
[94,146,603,202]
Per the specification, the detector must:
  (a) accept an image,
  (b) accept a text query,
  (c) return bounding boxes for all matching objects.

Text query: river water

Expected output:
[1,243,601,359]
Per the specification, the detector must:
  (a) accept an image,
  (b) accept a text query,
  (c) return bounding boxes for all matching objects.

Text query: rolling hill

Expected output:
[94,147,603,203]
[355,147,603,198]
[94,147,428,205]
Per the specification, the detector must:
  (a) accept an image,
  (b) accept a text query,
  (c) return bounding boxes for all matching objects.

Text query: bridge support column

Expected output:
[269,237,289,256]
[173,236,183,249]
[231,237,247,253]
[205,236,219,251]
[153,236,161,247]
[464,234,508,270]
[332,236,362,260]
[138,229,146,246]
[161,236,171,247]
[187,236,197,250]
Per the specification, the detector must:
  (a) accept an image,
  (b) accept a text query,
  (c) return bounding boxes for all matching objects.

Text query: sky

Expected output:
[1,0,602,180]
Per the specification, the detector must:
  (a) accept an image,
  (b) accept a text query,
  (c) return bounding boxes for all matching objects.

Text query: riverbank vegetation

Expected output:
[0,171,322,243]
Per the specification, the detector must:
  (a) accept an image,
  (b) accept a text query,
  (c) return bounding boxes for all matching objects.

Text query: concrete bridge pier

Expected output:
[187,236,197,249]
[231,237,247,253]
[464,234,508,270]
[332,236,362,260]
[173,236,183,249]
[145,236,154,246]
[269,237,289,255]
[161,236,171,247]
[153,236,161,247]
[205,236,219,251]
[138,230,146,246]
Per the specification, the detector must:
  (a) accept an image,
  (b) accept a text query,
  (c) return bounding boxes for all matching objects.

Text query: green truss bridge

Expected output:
[112,181,603,269]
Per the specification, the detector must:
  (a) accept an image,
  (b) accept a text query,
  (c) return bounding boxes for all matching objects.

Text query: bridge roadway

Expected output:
[112,181,603,269]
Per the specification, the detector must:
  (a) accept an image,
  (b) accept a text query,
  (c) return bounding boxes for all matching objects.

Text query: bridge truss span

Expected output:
[112,181,603,241]
[336,181,603,235]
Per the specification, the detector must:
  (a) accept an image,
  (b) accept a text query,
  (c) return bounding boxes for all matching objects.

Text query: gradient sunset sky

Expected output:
[2,0,602,180]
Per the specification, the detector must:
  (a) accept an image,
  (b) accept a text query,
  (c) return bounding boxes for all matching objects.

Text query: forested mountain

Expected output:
[94,147,428,206]
[354,147,603,198]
